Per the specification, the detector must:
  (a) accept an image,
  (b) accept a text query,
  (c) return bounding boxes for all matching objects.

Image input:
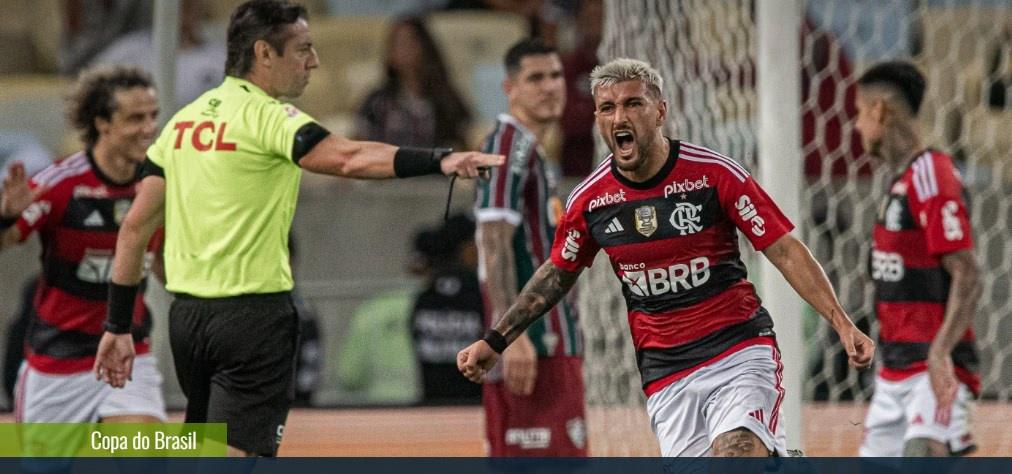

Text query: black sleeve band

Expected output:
[140,157,164,178]
[0,215,17,231]
[292,122,331,165]
[105,283,139,334]
[482,329,509,354]
[393,147,452,178]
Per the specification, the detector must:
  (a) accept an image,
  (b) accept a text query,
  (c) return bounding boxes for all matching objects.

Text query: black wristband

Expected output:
[105,282,139,334]
[482,329,509,354]
[393,147,452,178]
[0,215,17,231]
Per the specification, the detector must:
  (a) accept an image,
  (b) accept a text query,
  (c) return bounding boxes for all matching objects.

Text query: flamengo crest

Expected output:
[669,202,703,235]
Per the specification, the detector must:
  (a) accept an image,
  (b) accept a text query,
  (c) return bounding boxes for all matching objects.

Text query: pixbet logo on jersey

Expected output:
[587,189,626,212]
[620,257,710,297]
[663,176,710,198]
[735,195,766,236]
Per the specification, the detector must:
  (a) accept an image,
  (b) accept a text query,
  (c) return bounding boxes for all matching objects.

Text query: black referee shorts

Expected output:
[169,292,298,456]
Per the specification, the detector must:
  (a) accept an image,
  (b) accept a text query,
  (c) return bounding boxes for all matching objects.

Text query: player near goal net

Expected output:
[854,61,981,457]
[459,58,875,457]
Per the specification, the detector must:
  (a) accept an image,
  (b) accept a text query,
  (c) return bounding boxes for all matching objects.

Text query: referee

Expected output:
[93,0,503,456]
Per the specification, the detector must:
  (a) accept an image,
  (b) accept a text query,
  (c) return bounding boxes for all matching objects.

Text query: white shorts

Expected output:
[646,344,788,457]
[15,353,167,422]
[859,373,975,457]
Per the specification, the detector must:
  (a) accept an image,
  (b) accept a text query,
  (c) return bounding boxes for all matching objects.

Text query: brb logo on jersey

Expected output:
[669,202,703,235]
[620,257,710,297]
[735,195,766,236]
[587,189,626,212]
[561,229,581,261]
[663,176,710,198]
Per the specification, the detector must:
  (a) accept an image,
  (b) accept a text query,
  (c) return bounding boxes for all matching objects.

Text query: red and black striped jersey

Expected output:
[871,149,979,394]
[550,139,793,394]
[475,114,581,357]
[14,151,159,374]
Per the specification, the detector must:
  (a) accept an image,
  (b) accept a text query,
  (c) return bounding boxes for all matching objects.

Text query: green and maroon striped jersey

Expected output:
[474,114,582,357]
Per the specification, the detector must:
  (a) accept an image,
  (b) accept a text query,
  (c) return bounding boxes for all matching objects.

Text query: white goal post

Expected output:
[585,0,1012,456]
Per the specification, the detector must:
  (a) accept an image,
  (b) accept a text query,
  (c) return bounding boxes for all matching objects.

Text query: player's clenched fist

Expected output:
[837,322,875,370]
[457,340,500,383]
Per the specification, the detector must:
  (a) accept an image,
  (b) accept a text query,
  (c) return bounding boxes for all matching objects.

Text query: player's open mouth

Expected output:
[614,130,635,156]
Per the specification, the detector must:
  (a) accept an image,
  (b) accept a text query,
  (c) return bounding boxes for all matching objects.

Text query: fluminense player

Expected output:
[474,39,587,456]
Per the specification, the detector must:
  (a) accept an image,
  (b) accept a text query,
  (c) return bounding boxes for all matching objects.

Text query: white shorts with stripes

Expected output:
[646,344,788,457]
[15,353,167,422]
[859,373,975,457]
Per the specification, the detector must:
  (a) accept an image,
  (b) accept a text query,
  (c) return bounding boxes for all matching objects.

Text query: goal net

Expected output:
[583,0,1012,456]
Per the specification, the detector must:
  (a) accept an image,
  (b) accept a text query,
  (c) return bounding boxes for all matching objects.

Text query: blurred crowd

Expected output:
[2,0,606,178]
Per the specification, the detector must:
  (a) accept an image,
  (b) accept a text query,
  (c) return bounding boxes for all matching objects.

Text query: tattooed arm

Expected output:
[478,220,539,395]
[457,259,582,383]
[493,260,582,342]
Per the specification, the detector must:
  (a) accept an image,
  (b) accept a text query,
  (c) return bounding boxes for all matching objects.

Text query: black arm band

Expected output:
[105,283,139,334]
[0,215,17,231]
[140,157,164,178]
[482,329,509,354]
[292,122,331,165]
[393,147,452,178]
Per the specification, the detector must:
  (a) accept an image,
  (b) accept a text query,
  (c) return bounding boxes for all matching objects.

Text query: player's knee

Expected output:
[710,428,771,457]
[902,437,949,457]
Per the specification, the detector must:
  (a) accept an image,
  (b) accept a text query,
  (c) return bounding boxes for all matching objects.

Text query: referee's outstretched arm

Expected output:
[297,132,503,180]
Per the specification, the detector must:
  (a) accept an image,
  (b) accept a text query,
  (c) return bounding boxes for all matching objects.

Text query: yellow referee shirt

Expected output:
[147,76,316,297]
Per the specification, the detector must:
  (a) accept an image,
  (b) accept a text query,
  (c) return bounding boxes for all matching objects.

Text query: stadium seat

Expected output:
[290,16,387,121]
[963,103,1012,185]
[205,0,329,22]
[0,0,59,73]
[0,75,74,153]
[425,11,528,111]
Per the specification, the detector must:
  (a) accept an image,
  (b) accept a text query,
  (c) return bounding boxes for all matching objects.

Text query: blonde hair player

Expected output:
[459,57,874,457]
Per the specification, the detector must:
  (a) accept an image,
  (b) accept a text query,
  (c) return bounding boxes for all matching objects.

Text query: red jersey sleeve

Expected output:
[14,178,57,242]
[910,153,973,256]
[549,199,601,272]
[147,227,165,252]
[717,171,794,251]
